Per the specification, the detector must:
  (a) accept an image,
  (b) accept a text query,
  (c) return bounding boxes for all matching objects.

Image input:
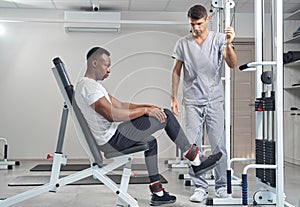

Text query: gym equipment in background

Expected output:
[0,138,20,170]
[283,51,300,64]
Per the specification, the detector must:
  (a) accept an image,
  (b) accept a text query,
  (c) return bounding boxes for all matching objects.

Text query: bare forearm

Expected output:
[109,107,146,122]
[110,105,166,124]
[110,103,159,121]
[120,102,156,110]
[110,95,155,110]
[172,79,179,99]
[172,69,180,100]
[224,44,237,68]
[94,96,157,122]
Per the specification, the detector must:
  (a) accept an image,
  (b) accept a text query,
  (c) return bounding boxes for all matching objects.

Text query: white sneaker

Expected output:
[215,187,231,198]
[189,188,208,203]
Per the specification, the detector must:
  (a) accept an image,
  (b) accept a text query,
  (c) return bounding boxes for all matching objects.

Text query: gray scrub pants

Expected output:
[184,100,227,190]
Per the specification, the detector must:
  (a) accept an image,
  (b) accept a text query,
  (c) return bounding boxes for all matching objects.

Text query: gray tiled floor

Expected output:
[0,159,299,207]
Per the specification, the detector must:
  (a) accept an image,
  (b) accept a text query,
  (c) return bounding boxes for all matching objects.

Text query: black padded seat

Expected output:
[102,142,149,159]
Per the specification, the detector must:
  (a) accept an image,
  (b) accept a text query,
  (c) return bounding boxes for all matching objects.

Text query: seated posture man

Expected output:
[74,46,223,206]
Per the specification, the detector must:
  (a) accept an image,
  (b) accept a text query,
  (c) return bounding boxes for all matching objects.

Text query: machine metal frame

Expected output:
[208,0,294,206]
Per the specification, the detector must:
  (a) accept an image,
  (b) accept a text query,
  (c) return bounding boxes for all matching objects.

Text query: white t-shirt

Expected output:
[75,77,119,146]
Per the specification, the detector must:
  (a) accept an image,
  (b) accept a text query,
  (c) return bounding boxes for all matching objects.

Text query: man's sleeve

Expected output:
[220,33,227,52]
[81,82,105,106]
[172,39,184,62]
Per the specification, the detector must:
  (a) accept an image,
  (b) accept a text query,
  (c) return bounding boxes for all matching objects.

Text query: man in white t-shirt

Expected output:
[75,46,223,206]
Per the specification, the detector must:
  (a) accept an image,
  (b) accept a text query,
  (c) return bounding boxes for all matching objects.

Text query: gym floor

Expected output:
[0,159,299,207]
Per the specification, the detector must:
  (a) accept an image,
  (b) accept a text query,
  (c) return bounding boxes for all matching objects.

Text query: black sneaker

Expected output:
[150,190,176,206]
[192,152,222,176]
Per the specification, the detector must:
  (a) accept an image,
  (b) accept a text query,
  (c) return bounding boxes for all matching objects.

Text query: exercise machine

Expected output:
[207,0,294,206]
[0,58,149,207]
[0,138,19,170]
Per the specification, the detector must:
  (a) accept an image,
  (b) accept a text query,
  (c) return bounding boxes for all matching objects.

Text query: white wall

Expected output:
[0,9,255,159]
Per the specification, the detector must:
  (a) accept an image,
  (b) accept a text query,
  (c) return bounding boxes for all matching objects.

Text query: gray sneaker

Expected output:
[189,188,208,203]
[215,187,231,198]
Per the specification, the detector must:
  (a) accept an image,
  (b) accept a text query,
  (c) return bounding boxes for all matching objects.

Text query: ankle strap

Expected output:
[185,144,199,161]
[149,181,163,193]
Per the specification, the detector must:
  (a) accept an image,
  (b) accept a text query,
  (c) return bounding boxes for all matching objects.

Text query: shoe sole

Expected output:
[215,193,231,198]
[150,199,176,206]
[194,162,217,177]
[189,197,208,203]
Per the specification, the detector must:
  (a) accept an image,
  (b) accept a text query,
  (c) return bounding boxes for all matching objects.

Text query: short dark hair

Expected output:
[187,5,207,20]
[86,47,110,60]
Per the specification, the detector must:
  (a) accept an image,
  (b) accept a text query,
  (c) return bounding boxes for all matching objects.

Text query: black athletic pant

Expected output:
[107,109,190,183]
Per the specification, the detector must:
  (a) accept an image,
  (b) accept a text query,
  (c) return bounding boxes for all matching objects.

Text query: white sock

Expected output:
[183,147,201,166]
[190,154,201,166]
[155,190,164,196]
[150,181,164,196]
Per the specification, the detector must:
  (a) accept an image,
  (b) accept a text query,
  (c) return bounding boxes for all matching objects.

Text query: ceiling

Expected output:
[0,0,299,14]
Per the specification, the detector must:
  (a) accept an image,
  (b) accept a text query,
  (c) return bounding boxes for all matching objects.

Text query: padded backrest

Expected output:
[52,57,103,167]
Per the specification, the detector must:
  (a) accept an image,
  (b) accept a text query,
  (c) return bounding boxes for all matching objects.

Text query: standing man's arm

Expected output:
[171,60,183,116]
[223,27,238,68]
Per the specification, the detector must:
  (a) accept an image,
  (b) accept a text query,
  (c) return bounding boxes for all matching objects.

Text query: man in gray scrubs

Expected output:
[171,4,237,203]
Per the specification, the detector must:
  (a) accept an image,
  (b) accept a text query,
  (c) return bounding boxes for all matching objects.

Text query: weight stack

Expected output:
[255,139,276,187]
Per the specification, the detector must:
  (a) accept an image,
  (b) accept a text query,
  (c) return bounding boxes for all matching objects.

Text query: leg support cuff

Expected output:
[185,144,199,161]
[149,181,163,193]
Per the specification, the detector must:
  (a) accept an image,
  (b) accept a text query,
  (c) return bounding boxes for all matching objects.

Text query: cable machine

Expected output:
[208,0,294,206]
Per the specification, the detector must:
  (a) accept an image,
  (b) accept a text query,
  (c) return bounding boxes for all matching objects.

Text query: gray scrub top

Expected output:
[172,31,226,105]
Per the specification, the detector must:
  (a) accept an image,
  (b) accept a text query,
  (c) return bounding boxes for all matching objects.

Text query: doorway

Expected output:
[230,39,256,158]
